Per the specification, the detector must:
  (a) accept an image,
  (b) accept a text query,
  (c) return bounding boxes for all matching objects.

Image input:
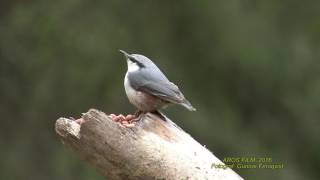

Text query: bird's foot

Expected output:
[109,113,139,128]
[109,114,126,122]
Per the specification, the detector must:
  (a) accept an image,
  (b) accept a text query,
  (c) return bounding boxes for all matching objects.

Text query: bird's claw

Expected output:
[109,114,126,122]
[109,113,139,128]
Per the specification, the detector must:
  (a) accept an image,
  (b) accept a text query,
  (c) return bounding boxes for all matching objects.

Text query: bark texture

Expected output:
[55,109,243,180]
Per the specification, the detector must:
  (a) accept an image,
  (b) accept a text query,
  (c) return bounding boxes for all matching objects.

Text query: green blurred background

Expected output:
[1,0,319,179]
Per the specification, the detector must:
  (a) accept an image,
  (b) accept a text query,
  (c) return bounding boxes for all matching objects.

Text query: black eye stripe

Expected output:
[129,57,145,68]
[129,57,137,62]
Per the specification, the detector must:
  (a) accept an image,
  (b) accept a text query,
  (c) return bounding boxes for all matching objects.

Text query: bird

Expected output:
[110,50,196,124]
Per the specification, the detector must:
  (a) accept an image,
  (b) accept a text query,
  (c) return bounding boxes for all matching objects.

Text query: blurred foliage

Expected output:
[1,0,320,179]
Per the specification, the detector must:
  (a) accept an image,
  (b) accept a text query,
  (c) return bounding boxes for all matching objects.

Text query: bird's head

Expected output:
[119,50,155,72]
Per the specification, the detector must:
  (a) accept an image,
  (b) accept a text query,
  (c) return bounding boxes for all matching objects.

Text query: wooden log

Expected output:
[55,109,243,180]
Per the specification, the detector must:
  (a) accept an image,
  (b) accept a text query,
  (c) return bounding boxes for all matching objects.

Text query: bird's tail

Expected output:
[180,99,196,111]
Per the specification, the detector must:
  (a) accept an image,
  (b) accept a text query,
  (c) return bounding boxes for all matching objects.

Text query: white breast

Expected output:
[124,73,137,102]
[124,72,167,111]
[127,60,139,72]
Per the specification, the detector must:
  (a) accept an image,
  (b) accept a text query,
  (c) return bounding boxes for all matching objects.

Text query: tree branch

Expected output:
[55,109,243,180]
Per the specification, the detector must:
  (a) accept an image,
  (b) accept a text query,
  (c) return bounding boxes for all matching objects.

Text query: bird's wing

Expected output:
[140,81,185,103]
[128,70,185,104]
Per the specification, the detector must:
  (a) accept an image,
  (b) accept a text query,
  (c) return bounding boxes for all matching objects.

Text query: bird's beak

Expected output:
[119,49,130,58]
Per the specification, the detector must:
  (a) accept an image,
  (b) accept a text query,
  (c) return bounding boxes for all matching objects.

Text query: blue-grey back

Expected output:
[130,54,170,83]
[127,66,186,104]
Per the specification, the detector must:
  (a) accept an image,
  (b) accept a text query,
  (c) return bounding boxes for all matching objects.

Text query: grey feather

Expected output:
[120,51,196,111]
[128,66,196,111]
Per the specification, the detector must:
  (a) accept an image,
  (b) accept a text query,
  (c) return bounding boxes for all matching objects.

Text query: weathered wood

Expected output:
[55,109,243,180]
